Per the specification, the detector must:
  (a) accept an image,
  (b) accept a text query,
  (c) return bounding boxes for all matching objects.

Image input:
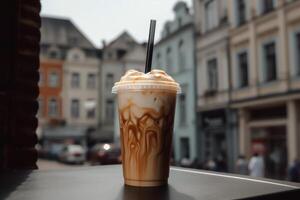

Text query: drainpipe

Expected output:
[192,22,202,163]
[226,24,238,173]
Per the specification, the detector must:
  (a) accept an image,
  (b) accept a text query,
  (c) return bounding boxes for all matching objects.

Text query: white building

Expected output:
[228,0,300,179]
[100,32,146,142]
[152,1,197,164]
[194,0,237,171]
[63,47,100,127]
[39,17,100,150]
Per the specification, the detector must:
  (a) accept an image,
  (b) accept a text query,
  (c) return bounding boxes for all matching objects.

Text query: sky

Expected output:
[41,0,193,48]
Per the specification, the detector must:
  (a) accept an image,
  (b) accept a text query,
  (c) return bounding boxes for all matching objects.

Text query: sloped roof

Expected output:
[41,16,95,49]
[105,31,138,50]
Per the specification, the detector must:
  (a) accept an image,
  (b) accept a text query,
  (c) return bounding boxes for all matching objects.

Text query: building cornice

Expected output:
[230,89,300,108]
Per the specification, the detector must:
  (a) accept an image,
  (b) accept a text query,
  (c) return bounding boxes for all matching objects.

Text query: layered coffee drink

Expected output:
[112,69,181,187]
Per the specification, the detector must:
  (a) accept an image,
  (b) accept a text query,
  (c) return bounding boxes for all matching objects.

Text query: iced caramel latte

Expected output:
[112,69,181,187]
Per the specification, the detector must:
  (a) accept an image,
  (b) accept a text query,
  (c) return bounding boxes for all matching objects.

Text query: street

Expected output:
[37,159,89,170]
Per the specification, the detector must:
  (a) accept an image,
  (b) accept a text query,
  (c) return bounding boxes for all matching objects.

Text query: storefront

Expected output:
[200,108,236,172]
[238,101,300,180]
[251,126,287,180]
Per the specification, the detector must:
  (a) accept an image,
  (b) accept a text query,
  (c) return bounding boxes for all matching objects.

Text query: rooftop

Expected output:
[41,16,95,49]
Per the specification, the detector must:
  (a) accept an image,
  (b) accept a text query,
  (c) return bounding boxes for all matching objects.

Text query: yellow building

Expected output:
[228,0,300,179]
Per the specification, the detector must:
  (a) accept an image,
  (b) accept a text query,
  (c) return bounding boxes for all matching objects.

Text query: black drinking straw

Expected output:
[145,19,156,73]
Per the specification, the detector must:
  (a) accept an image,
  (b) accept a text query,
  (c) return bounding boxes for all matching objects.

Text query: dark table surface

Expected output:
[1,165,300,200]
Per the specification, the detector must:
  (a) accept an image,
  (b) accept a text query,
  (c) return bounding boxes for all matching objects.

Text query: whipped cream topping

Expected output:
[112,69,181,93]
[120,69,175,82]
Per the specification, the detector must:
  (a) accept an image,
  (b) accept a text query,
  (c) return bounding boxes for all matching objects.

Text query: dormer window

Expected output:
[66,48,85,62]
[117,49,126,59]
[49,49,59,59]
[69,37,78,45]
[73,53,79,60]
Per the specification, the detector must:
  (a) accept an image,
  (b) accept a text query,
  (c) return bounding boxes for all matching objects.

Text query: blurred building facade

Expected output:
[39,17,100,144]
[152,1,197,164]
[100,32,146,143]
[228,0,300,179]
[62,47,99,127]
[194,0,237,171]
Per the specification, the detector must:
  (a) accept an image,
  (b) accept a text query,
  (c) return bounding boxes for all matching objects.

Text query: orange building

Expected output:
[38,59,63,125]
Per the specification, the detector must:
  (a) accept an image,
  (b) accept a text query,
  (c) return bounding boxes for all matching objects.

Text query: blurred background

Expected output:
[37,0,300,183]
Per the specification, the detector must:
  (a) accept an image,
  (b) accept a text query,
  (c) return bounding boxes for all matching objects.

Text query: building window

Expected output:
[71,99,80,118]
[180,137,190,159]
[87,73,96,89]
[39,70,44,86]
[205,0,217,31]
[295,32,300,76]
[106,99,114,122]
[87,108,96,119]
[85,99,96,119]
[49,50,58,59]
[166,47,172,73]
[263,42,277,82]
[156,52,161,67]
[38,97,44,117]
[207,58,218,91]
[262,0,274,14]
[106,73,114,90]
[178,40,185,71]
[71,72,80,88]
[48,71,59,87]
[73,53,80,61]
[107,52,113,59]
[237,51,249,88]
[48,98,58,117]
[179,93,187,125]
[236,0,246,26]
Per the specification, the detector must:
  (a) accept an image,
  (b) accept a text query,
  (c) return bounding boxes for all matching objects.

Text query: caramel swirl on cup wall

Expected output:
[119,93,176,180]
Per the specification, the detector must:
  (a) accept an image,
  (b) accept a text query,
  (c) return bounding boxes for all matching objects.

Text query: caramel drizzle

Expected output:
[119,100,175,179]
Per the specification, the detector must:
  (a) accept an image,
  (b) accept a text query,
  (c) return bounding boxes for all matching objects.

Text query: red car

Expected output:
[89,143,121,165]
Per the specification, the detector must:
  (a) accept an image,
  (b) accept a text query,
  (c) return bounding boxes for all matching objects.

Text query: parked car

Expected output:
[59,144,85,164]
[88,143,121,165]
[41,143,64,160]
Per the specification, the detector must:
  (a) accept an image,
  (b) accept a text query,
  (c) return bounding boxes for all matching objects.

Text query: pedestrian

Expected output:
[248,153,265,177]
[215,154,227,172]
[191,158,200,169]
[288,159,300,182]
[236,155,248,175]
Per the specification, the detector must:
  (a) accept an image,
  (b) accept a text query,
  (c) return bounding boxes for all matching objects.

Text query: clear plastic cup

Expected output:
[112,73,181,187]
